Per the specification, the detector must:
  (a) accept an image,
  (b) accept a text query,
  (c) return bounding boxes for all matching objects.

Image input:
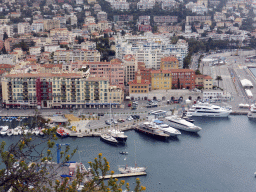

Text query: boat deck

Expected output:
[99,172,147,179]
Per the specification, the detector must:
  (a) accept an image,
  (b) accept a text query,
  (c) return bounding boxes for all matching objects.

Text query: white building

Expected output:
[97,11,108,22]
[18,22,31,34]
[0,24,13,37]
[31,21,44,32]
[29,47,41,57]
[137,0,155,9]
[112,2,130,10]
[76,0,83,4]
[115,33,188,68]
[203,90,231,101]
[0,54,17,65]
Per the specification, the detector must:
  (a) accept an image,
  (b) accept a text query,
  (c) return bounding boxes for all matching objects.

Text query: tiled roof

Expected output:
[5,73,82,78]
[161,56,178,62]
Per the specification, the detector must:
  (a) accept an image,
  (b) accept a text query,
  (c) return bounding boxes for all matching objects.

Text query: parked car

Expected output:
[105,120,111,125]
[117,119,125,123]
[132,115,140,119]
[126,116,133,121]
[111,119,118,124]
[98,113,104,116]
[128,103,132,107]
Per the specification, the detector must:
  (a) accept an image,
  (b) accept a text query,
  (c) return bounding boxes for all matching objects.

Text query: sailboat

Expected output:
[107,103,128,143]
[118,141,146,174]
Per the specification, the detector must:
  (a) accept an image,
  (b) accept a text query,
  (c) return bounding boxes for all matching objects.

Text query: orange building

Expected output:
[160,56,179,70]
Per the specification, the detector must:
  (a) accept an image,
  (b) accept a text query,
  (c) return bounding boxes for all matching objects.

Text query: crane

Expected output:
[56,143,70,164]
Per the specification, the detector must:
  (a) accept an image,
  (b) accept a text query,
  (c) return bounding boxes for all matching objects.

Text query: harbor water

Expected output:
[1,115,256,191]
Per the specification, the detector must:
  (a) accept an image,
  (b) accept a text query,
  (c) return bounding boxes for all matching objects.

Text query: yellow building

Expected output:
[50,28,69,37]
[128,72,150,97]
[195,75,213,90]
[108,85,124,104]
[151,70,172,90]
[160,56,179,70]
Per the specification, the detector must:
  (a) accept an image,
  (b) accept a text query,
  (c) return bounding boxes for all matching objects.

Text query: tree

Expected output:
[0,128,145,191]
[3,32,8,41]
[215,76,223,88]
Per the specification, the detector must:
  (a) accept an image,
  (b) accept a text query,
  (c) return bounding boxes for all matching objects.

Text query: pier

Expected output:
[99,172,147,179]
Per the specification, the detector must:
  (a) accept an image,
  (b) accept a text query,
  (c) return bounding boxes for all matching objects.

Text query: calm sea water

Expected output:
[1,116,256,192]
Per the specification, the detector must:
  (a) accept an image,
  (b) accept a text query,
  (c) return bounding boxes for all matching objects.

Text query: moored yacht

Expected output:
[187,103,232,117]
[118,165,147,174]
[136,122,169,140]
[107,129,128,143]
[100,134,118,145]
[165,116,202,133]
[158,124,181,136]
[0,126,8,136]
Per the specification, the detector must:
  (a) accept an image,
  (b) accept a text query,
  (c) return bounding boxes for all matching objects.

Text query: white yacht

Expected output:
[118,165,147,174]
[250,103,256,113]
[107,129,128,143]
[0,126,8,136]
[7,129,13,136]
[158,124,181,136]
[186,103,232,117]
[165,116,202,133]
[100,134,118,145]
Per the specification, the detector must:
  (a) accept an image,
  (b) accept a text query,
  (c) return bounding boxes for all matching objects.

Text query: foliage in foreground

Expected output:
[0,127,145,191]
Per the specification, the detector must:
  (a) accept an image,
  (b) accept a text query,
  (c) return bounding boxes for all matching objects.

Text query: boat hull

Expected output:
[187,111,231,117]
[135,127,169,140]
[167,121,201,133]
[100,137,118,145]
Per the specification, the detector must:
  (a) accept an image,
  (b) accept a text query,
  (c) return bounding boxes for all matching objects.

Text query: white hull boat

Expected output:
[158,124,181,136]
[165,116,202,133]
[7,129,13,136]
[100,134,118,145]
[187,103,232,117]
[118,165,147,174]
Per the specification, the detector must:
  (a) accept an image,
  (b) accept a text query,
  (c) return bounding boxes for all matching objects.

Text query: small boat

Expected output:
[13,128,20,136]
[0,126,9,136]
[7,129,13,136]
[33,128,40,136]
[108,129,128,143]
[118,164,147,174]
[100,134,118,145]
[56,128,69,138]
[120,151,128,155]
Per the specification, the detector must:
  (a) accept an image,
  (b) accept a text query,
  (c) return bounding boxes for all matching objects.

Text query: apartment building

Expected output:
[153,16,178,23]
[115,35,188,68]
[195,75,213,90]
[123,54,138,85]
[186,16,211,24]
[87,61,125,88]
[113,15,133,22]
[138,16,150,24]
[53,49,101,64]
[44,19,60,31]
[128,71,150,100]
[162,0,177,10]
[50,28,69,37]
[31,21,44,32]
[29,46,41,57]
[137,0,155,9]
[97,11,108,21]
[18,22,31,34]
[111,2,129,10]
[151,70,172,90]
[0,24,13,37]
[160,56,179,70]
[170,69,195,90]
[2,73,123,109]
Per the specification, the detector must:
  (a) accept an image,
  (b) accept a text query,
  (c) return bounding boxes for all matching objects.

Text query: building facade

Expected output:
[170,69,195,90]
[160,56,179,70]
[2,73,123,109]
[151,70,172,90]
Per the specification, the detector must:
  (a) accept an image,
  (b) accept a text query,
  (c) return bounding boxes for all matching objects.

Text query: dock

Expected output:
[99,172,147,179]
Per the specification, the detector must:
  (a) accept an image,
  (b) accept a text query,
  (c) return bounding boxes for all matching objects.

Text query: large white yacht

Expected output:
[186,103,232,117]
[165,116,202,133]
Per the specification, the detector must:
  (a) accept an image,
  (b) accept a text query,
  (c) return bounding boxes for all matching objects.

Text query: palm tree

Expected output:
[215,76,223,88]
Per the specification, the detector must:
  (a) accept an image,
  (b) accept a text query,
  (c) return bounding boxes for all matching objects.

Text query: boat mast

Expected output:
[134,140,137,168]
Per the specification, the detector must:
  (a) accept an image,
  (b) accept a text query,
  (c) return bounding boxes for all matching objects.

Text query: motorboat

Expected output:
[165,116,202,133]
[250,103,256,113]
[118,164,147,174]
[100,134,118,145]
[120,151,128,155]
[13,127,21,135]
[7,129,13,136]
[158,124,181,136]
[56,128,69,138]
[107,129,128,143]
[33,128,40,136]
[153,120,181,136]
[135,122,169,140]
[187,103,232,117]
[239,103,250,108]
[0,126,8,136]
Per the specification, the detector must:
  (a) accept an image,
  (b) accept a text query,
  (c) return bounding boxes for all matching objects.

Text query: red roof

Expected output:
[128,79,150,85]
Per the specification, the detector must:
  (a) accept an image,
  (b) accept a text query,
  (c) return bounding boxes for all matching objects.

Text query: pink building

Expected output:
[69,61,125,88]
[138,25,152,32]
